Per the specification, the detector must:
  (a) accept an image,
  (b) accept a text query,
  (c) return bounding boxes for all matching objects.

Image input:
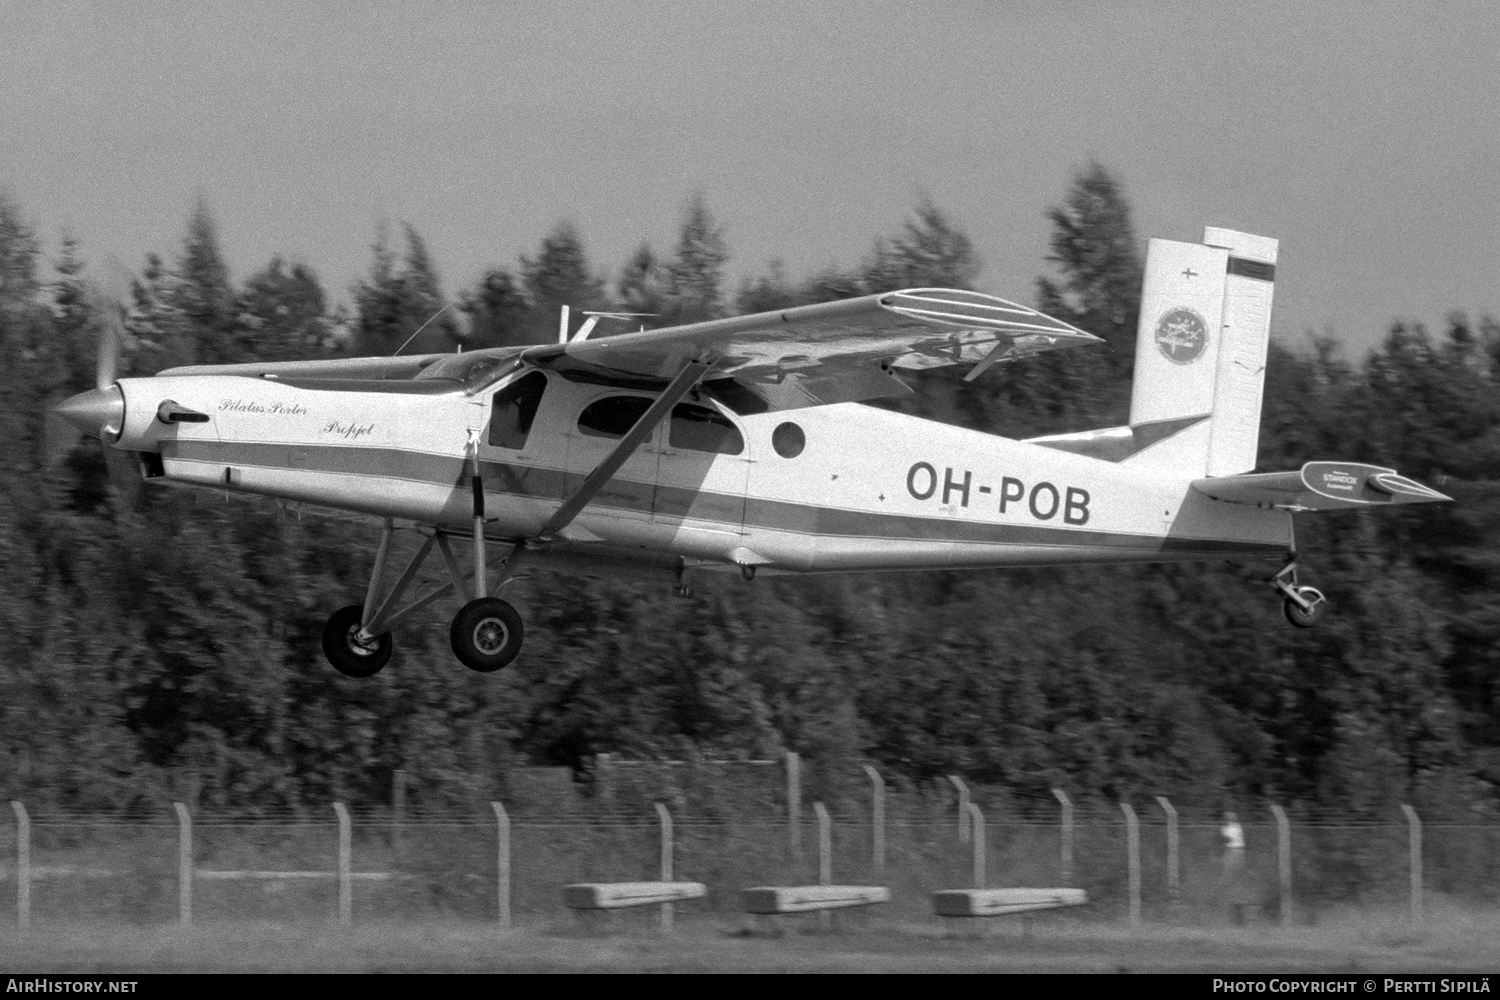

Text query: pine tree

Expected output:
[859,197,981,290]
[616,244,669,324]
[172,197,239,364]
[236,257,332,361]
[460,267,532,348]
[518,222,606,343]
[664,192,728,325]
[352,222,456,356]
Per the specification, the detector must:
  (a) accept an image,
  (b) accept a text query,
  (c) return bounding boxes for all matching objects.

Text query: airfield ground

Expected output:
[3,910,1499,973]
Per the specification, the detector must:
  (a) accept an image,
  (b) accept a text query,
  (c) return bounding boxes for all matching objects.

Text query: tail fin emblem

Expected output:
[1155,308,1209,365]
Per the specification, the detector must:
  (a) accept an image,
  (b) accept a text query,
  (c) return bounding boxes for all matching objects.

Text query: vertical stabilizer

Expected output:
[1123,228,1277,478]
[1125,238,1230,476]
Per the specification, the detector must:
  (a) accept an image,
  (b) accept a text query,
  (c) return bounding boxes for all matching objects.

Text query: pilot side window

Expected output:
[488,372,548,449]
[669,404,744,455]
[578,395,654,439]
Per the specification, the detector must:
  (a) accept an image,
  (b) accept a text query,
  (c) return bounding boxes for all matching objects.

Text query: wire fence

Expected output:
[5,759,1498,928]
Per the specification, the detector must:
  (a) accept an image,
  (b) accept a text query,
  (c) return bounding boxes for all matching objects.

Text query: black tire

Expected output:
[1283,587,1328,628]
[450,597,524,672]
[322,604,393,677]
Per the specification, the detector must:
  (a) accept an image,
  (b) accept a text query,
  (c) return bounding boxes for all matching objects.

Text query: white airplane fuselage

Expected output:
[112,368,1289,580]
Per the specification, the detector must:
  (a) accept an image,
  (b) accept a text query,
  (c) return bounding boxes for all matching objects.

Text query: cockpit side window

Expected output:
[488,371,548,449]
[669,403,744,455]
[578,395,654,439]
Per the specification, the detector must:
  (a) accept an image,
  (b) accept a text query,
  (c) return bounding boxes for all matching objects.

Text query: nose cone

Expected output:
[55,385,125,441]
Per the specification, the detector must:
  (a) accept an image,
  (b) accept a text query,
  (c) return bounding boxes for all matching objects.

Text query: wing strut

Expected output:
[538,360,712,539]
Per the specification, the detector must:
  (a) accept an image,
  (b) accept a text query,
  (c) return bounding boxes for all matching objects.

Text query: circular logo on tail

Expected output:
[1155,308,1208,364]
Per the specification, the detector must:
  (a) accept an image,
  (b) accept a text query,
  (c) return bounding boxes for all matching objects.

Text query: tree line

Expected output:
[0,165,1496,821]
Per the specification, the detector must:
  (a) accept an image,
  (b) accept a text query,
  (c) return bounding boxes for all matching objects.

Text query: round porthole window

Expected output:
[772,421,805,458]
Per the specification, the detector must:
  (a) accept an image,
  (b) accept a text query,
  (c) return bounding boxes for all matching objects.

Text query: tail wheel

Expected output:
[1283,587,1328,628]
[450,597,524,672]
[322,604,393,677]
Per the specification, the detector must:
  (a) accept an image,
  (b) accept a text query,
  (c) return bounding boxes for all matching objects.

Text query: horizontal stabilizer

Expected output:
[1192,461,1451,511]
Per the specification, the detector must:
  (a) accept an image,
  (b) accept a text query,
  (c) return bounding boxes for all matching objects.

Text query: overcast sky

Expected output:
[2,1,1496,354]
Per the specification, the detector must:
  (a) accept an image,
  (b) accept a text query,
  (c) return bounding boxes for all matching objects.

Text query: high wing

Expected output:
[158,353,455,381]
[1193,461,1452,511]
[153,288,1100,411]
[521,288,1101,412]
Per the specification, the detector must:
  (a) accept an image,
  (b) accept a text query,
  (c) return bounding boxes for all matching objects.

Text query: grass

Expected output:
[4,906,1500,973]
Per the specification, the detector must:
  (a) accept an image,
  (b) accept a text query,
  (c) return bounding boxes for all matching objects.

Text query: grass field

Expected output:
[4,908,1499,973]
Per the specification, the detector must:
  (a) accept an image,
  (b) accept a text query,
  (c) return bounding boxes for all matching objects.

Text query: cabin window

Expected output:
[772,421,805,458]
[669,404,744,455]
[578,395,654,440]
[488,371,548,449]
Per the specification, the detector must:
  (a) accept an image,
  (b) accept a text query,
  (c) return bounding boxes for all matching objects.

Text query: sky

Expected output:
[1,1,1496,355]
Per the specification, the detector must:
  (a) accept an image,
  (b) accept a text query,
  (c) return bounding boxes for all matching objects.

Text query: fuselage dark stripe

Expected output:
[167,440,1280,555]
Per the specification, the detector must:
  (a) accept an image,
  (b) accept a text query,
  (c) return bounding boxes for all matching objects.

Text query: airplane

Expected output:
[53,226,1451,678]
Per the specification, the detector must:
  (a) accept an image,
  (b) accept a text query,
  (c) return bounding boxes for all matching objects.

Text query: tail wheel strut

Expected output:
[1270,557,1328,628]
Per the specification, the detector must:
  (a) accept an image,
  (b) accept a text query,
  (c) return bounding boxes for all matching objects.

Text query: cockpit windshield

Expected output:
[414,349,526,393]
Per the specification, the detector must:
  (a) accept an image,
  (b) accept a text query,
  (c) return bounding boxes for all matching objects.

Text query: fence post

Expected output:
[1051,788,1074,885]
[862,764,885,878]
[655,802,674,931]
[1154,795,1179,903]
[10,801,28,930]
[1270,803,1292,926]
[1121,801,1141,926]
[815,801,832,929]
[814,802,831,886]
[948,775,971,843]
[968,802,986,889]
[334,801,352,926]
[174,802,193,925]
[1401,804,1423,923]
[492,801,511,932]
[392,769,408,852]
[786,751,802,864]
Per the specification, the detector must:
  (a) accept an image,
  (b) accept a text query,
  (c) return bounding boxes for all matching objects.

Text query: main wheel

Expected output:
[450,597,524,672]
[321,604,393,677]
[1283,587,1328,628]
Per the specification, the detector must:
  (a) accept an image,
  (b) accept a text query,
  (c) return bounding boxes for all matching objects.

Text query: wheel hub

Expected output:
[472,617,509,655]
[346,626,381,656]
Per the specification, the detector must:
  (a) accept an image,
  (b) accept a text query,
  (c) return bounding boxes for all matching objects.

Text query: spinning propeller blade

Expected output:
[51,262,141,502]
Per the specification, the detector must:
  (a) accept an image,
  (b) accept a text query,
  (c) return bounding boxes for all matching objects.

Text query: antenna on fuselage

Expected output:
[392,304,452,356]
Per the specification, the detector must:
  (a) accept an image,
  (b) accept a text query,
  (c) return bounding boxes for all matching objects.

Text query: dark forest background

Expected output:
[1,165,1497,820]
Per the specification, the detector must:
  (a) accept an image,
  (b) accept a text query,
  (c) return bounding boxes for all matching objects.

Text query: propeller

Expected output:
[49,260,142,503]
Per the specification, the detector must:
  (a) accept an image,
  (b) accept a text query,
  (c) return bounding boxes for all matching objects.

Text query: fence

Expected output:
[5,757,1498,929]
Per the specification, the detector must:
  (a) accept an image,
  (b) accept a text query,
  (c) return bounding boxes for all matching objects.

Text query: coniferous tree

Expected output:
[518,221,606,343]
[460,267,532,348]
[236,257,332,361]
[664,192,729,325]
[352,222,457,356]
[171,198,239,365]
[616,244,670,324]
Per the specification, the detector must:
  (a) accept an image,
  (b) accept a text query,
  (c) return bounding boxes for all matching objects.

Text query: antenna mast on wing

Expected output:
[557,306,657,343]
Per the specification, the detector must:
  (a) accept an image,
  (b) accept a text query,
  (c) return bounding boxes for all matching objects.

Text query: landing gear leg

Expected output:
[1270,556,1327,628]
[321,518,461,676]
[446,452,527,671]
